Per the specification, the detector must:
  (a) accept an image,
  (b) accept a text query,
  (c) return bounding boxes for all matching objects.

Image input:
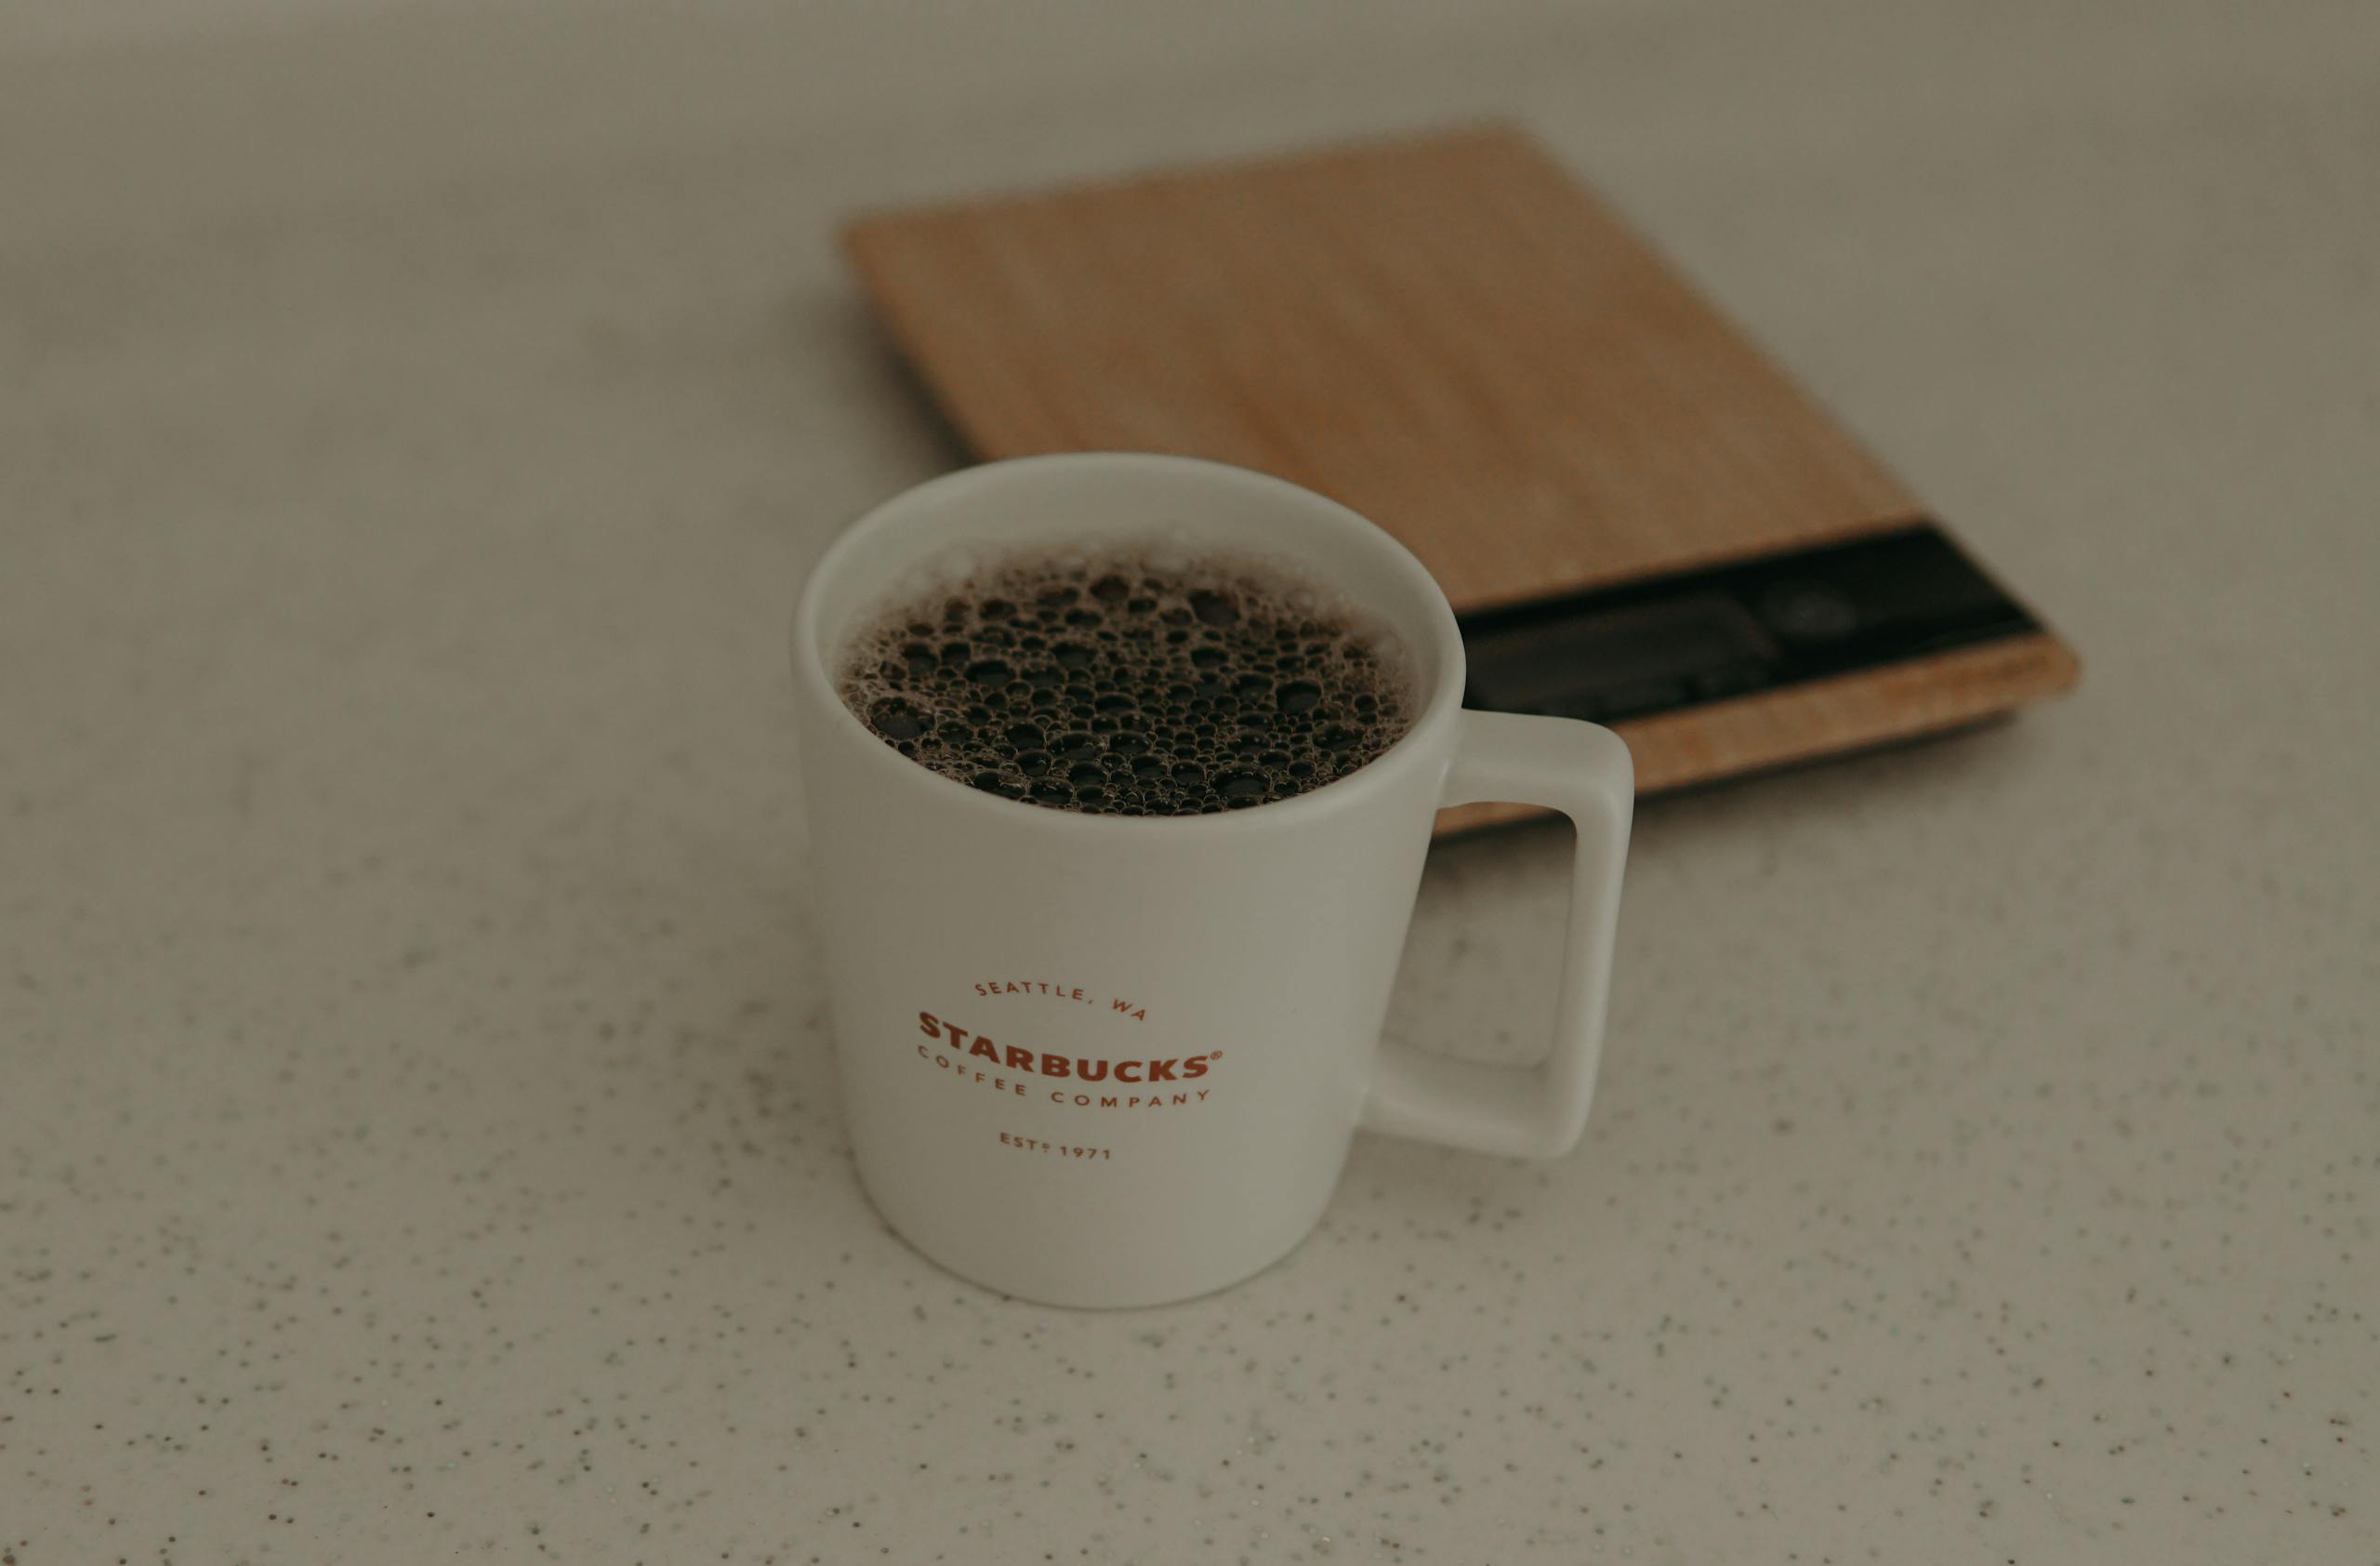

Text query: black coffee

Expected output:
[838,548,1414,815]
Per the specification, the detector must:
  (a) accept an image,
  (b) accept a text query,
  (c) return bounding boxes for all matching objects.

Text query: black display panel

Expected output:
[1460,523,2042,723]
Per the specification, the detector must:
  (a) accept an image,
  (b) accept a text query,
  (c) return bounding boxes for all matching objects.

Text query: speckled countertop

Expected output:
[4,0,2374,1560]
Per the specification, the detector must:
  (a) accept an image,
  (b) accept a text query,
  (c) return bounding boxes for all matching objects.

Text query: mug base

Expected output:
[846,1152,1335,1310]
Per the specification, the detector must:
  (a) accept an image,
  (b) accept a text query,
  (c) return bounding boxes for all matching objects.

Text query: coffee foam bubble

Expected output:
[836,539,1416,816]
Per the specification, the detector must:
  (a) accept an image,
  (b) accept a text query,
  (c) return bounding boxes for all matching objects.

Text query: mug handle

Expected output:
[1359,710,1634,1158]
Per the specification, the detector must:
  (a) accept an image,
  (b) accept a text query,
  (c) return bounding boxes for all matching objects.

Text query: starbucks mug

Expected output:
[790,454,1633,1307]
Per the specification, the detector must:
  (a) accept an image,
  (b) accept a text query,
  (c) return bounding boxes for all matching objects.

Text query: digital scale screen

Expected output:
[1460,524,2043,724]
[1466,594,1778,718]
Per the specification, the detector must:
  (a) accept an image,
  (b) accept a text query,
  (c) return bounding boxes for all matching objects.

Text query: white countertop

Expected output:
[5,0,2373,1559]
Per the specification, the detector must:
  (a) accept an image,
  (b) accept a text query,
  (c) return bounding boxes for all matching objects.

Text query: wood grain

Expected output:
[844,124,1925,606]
[840,124,2079,824]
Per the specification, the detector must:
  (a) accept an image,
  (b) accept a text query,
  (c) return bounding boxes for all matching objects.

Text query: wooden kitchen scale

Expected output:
[842,126,2079,831]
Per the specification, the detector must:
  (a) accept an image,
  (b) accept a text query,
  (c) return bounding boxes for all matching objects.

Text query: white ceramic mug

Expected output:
[790,454,1633,1307]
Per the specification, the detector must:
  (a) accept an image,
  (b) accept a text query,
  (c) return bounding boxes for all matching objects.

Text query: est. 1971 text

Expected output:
[999,1133,1112,1160]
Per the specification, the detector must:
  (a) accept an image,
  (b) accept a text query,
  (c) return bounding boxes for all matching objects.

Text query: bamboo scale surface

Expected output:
[844,126,2078,829]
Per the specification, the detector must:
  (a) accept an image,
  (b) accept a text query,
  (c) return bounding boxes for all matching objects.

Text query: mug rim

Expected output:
[791,453,1469,833]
